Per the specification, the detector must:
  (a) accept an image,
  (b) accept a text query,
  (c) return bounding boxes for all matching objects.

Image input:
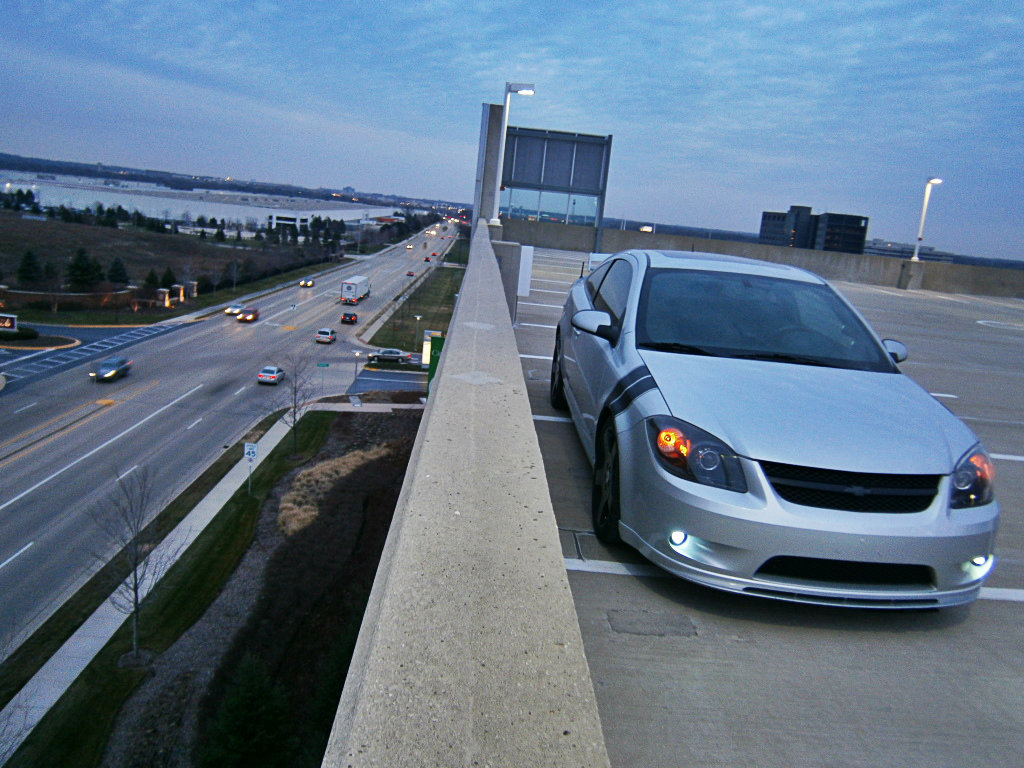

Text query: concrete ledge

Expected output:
[321,223,610,767]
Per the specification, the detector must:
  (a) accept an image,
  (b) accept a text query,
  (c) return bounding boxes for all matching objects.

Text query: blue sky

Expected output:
[3,1,1022,261]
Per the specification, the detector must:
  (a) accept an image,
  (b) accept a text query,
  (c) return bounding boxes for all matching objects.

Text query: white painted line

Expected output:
[234,387,247,396]
[518,301,564,309]
[931,393,958,399]
[532,278,574,285]
[533,415,572,423]
[518,323,557,329]
[0,385,204,513]
[531,288,569,295]
[117,465,138,481]
[186,417,204,430]
[14,402,38,414]
[520,354,553,360]
[0,542,34,572]
[992,454,1024,462]
[565,558,663,578]
[980,587,1024,602]
[566,558,1024,603]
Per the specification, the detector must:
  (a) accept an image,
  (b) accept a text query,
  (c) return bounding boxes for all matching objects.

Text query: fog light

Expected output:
[971,555,989,567]
[669,530,688,547]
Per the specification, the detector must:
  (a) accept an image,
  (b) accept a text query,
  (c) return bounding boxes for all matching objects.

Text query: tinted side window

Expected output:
[593,260,633,325]
[584,260,612,303]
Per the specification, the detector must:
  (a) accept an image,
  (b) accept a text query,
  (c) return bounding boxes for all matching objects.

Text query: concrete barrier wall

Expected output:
[321,223,610,768]
[501,219,1024,298]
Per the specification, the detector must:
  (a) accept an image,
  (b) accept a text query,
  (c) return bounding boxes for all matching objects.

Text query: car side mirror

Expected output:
[572,310,619,343]
[882,339,908,364]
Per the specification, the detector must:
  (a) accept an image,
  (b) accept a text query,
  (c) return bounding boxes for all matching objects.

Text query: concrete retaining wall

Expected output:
[501,219,1024,298]
[320,223,610,768]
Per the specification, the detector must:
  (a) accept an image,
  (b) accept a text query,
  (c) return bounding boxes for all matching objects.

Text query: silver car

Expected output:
[551,249,999,609]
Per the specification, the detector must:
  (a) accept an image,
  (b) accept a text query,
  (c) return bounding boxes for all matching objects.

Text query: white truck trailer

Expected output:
[340,275,371,304]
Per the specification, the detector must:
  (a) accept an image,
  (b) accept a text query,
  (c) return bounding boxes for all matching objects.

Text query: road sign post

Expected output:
[244,442,258,494]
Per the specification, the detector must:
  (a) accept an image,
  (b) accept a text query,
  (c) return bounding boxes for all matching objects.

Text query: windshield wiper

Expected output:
[731,352,832,367]
[639,341,715,356]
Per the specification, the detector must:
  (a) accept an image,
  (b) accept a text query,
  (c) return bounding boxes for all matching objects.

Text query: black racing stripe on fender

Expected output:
[606,366,657,415]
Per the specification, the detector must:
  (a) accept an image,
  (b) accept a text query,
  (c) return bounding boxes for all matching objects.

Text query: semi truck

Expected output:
[340,275,371,304]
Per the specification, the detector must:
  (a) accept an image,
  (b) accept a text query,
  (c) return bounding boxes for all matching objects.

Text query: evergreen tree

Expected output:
[17,250,42,286]
[107,256,130,285]
[66,248,104,292]
[143,268,160,293]
[160,266,178,289]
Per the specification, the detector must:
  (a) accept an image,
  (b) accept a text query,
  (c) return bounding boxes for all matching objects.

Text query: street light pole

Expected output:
[489,81,534,225]
[911,177,943,262]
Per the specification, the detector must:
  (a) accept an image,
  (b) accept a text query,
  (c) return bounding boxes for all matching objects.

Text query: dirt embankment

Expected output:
[100,400,422,768]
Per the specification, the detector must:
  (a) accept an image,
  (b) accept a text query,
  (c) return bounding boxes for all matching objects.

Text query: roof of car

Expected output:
[627,249,826,284]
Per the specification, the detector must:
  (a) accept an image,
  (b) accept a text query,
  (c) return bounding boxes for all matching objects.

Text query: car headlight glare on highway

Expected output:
[647,416,747,493]
[951,445,995,508]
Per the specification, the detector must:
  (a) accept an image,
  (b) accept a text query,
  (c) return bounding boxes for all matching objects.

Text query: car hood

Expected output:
[641,353,977,474]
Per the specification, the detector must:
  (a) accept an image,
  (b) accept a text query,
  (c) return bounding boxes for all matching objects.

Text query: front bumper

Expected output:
[616,424,1000,609]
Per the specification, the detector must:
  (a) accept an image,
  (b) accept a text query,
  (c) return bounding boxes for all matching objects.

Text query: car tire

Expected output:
[592,420,622,544]
[549,333,568,410]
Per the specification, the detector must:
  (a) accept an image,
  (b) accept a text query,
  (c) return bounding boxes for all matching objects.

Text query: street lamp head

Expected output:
[506,81,535,96]
[928,177,943,185]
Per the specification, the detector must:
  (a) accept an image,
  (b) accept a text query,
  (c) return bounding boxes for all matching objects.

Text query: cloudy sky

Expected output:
[3,1,1022,261]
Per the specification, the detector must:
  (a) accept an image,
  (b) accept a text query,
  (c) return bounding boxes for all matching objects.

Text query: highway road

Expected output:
[516,248,1024,768]
[0,225,451,653]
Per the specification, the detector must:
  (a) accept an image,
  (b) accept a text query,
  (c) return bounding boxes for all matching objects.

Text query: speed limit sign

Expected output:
[244,442,258,461]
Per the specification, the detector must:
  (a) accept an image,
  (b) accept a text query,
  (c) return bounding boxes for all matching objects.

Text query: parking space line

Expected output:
[520,354,552,360]
[517,323,557,329]
[992,454,1024,462]
[533,415,572,423]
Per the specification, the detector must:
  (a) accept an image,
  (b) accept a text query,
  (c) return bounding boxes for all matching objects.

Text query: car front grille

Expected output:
[759,461,940,513]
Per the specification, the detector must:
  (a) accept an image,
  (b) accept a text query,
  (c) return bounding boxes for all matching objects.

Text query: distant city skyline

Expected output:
[2,1,1021,262]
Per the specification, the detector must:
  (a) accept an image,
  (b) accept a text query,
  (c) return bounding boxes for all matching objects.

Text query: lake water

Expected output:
[2,174,395,227]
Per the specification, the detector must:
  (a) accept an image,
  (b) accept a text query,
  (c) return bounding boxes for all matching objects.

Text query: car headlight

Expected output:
[950,445,995,508]
[647,417,747,492]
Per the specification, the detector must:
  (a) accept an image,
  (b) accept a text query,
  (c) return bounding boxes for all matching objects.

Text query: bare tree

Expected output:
[91,467,180,662]
[276,350,318,452]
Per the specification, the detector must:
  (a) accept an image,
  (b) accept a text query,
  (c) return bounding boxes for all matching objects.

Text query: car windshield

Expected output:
[635,268,896,372]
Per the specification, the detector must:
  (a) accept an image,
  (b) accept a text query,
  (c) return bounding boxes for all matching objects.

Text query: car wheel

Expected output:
[549,333,568,410]
[592,420,622,544]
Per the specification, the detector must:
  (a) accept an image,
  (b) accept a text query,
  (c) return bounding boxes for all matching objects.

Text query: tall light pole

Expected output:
[911,177,943,262]
[489,81,534,225]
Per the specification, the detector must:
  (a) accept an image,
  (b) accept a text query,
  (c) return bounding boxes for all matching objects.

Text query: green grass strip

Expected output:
[2,411,335,767]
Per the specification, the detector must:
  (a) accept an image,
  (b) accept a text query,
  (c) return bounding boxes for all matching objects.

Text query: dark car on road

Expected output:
[341,312,358,325]
[90,357,131,382]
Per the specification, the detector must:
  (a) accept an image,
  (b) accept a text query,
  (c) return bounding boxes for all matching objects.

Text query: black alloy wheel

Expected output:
[592,421,622,544]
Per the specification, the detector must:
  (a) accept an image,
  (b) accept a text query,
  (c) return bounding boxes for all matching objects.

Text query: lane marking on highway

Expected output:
[14,402,38,414]
[0,402,98,453]
[565,558,1024,603]
[186,418,204,430]
[992,454,1024,462]
[0,542,34,572]
[979,320,1024,331]
[117,465,139,481]
[0,384,204,513]
[234,387,246,396]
